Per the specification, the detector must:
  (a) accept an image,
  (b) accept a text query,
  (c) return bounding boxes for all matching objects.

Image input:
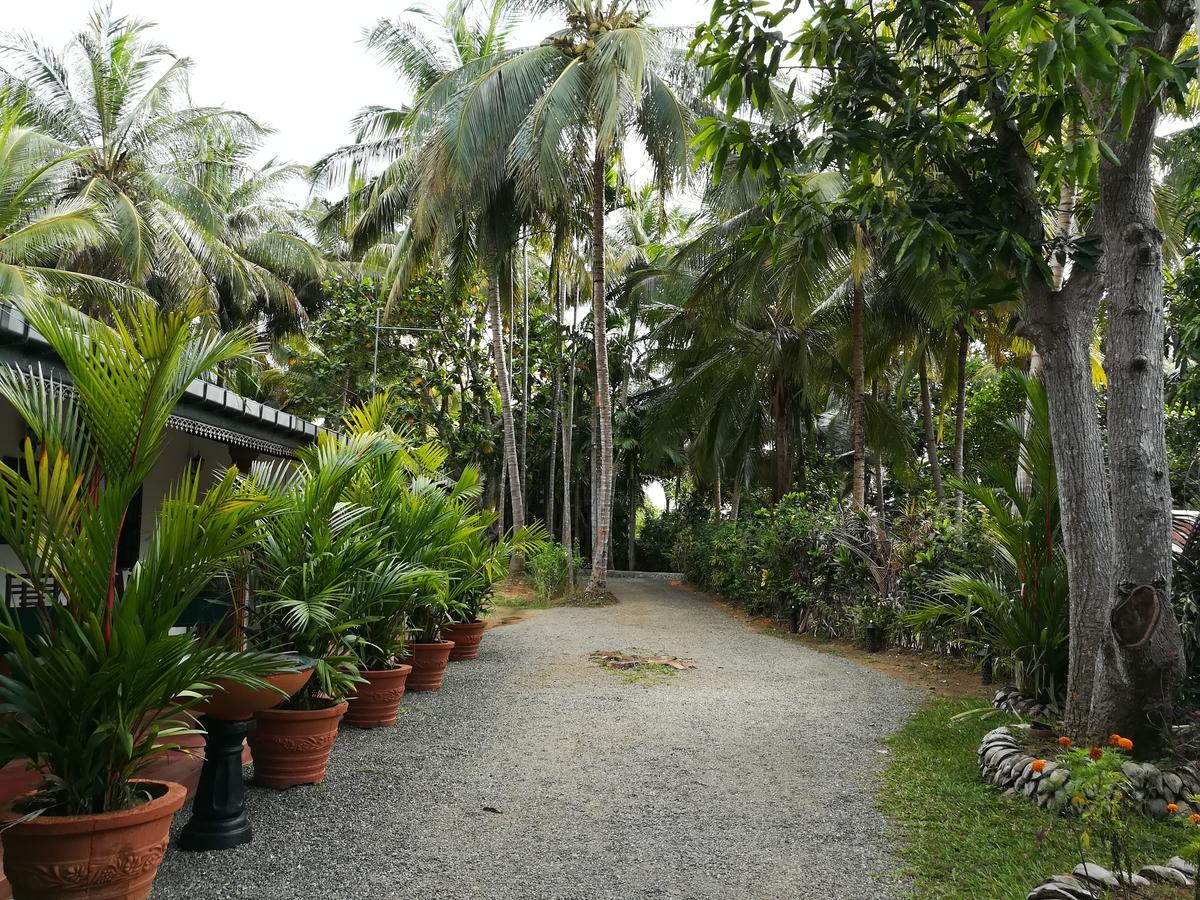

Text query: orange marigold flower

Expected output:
[1189,813,1200,825]
[1031,759,1046,773]
[1169,803,1180,812]
[1057,736,1073,748]
[1109,734,1122,747]
[1089,747,1104,761]
[1117,737,1134,752]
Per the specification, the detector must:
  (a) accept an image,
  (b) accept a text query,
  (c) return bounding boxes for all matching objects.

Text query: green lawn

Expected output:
[879,698,1187,898]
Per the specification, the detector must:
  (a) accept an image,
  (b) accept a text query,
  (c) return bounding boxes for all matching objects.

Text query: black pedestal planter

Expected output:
[178,716,256,851]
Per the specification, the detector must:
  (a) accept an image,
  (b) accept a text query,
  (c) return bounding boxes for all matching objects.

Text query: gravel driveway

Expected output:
[155,577,917,900]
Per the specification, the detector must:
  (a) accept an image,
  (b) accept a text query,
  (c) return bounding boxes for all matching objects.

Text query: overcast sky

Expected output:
[4,1,712,181]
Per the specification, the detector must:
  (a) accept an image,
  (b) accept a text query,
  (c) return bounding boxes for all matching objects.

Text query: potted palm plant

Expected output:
[0,296,290,899]
[245,432,401,786]
[341,561,431,728]
[443,513,545,661]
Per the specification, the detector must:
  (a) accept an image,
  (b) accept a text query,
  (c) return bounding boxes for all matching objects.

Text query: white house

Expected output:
[0,302,326,618]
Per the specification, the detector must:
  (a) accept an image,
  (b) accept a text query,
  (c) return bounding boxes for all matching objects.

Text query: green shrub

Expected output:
[527,541,583,600]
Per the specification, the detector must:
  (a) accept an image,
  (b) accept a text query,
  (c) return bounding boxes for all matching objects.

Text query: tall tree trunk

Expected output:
[548,279,563,535]
[851,282,867,509]
[772,370,789,502]
[562,288,578,588]
[488,270,525,574]
[588,145,615,590]
[713,473,721,519]
[873,380,886,520]
[1087,93,1183,752]
[627,453,638,571]
[520,237,529,522]
[730,460,744,522]
[919,352,945,502]
[590,404,599,560]
[1019,172,1076,493]
[953,326,968,523]
[795,418,807,494]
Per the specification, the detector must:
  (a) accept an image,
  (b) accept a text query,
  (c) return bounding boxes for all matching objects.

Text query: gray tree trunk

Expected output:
[851,282,867,509]
[627,453,638,571]
[548,278,562,536]
[772,370,789,502]
[919,351,945,502]
[562,285,578,590]
[520,238,529,522]
[953,326,968,522]
[1017,9,1188,746]
[1086,80,1184,752]
[588,146,615,590]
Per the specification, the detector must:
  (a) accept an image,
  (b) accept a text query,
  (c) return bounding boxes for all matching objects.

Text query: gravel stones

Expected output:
[154,576,918,900]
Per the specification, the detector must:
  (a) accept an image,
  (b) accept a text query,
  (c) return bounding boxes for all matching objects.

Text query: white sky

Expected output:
[4,1,711,182]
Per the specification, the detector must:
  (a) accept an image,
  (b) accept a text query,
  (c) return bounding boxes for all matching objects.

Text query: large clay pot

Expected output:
[405,641,455,691]
[443,621,486,661]
[344,665,412,728]
[0,779,185,900]
[248,702,347,789]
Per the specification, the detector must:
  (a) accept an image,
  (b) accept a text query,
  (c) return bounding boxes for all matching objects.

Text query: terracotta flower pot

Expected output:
[405,641,455,691]
[0,779,185,900]
[199,666,315,721]
[344,665,412,728]
[248,702,347,789]
[443,621,486,661]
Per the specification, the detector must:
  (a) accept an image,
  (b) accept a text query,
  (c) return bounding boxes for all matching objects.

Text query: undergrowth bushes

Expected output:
[670,492,988,649]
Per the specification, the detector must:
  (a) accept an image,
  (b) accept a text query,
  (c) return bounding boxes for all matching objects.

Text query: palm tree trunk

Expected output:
[872,380,886,520]
[520,237,529,522]
[772,370,789,502]
[590,404,599,560]
[953,325,968,523]
[588,145,615,590]
[919,352,945,502]
[627,453,638,571]
[487,271,525,573]
[562,287,578,588]
[548,278,562,535]
[851,281,867,509]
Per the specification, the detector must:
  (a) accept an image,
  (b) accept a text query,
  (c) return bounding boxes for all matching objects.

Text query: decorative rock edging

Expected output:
[979,722,1200,818]
[1027,856,1196,898]
[993,686,1053,721]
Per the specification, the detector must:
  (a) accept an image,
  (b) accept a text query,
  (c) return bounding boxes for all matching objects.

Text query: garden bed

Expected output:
[880,699,1184,898]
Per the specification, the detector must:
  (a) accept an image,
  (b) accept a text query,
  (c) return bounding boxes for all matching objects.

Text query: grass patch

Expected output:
[880,698,1187,899]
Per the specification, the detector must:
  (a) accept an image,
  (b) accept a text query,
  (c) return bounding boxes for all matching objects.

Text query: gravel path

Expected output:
[155,577,917,899]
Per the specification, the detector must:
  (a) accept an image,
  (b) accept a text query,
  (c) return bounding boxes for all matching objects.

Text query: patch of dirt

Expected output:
[589,650,696,670]
[483,607,532,629]
[588,648,689,686]
[565,586,619,607]
[672,580,987,700]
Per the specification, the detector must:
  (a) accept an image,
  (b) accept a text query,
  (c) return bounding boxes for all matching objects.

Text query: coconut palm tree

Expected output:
[187,136,331,339]
[0,109,131,307]
[429,0,699,589]
[0,7,319,322]
[314,0,537,571]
